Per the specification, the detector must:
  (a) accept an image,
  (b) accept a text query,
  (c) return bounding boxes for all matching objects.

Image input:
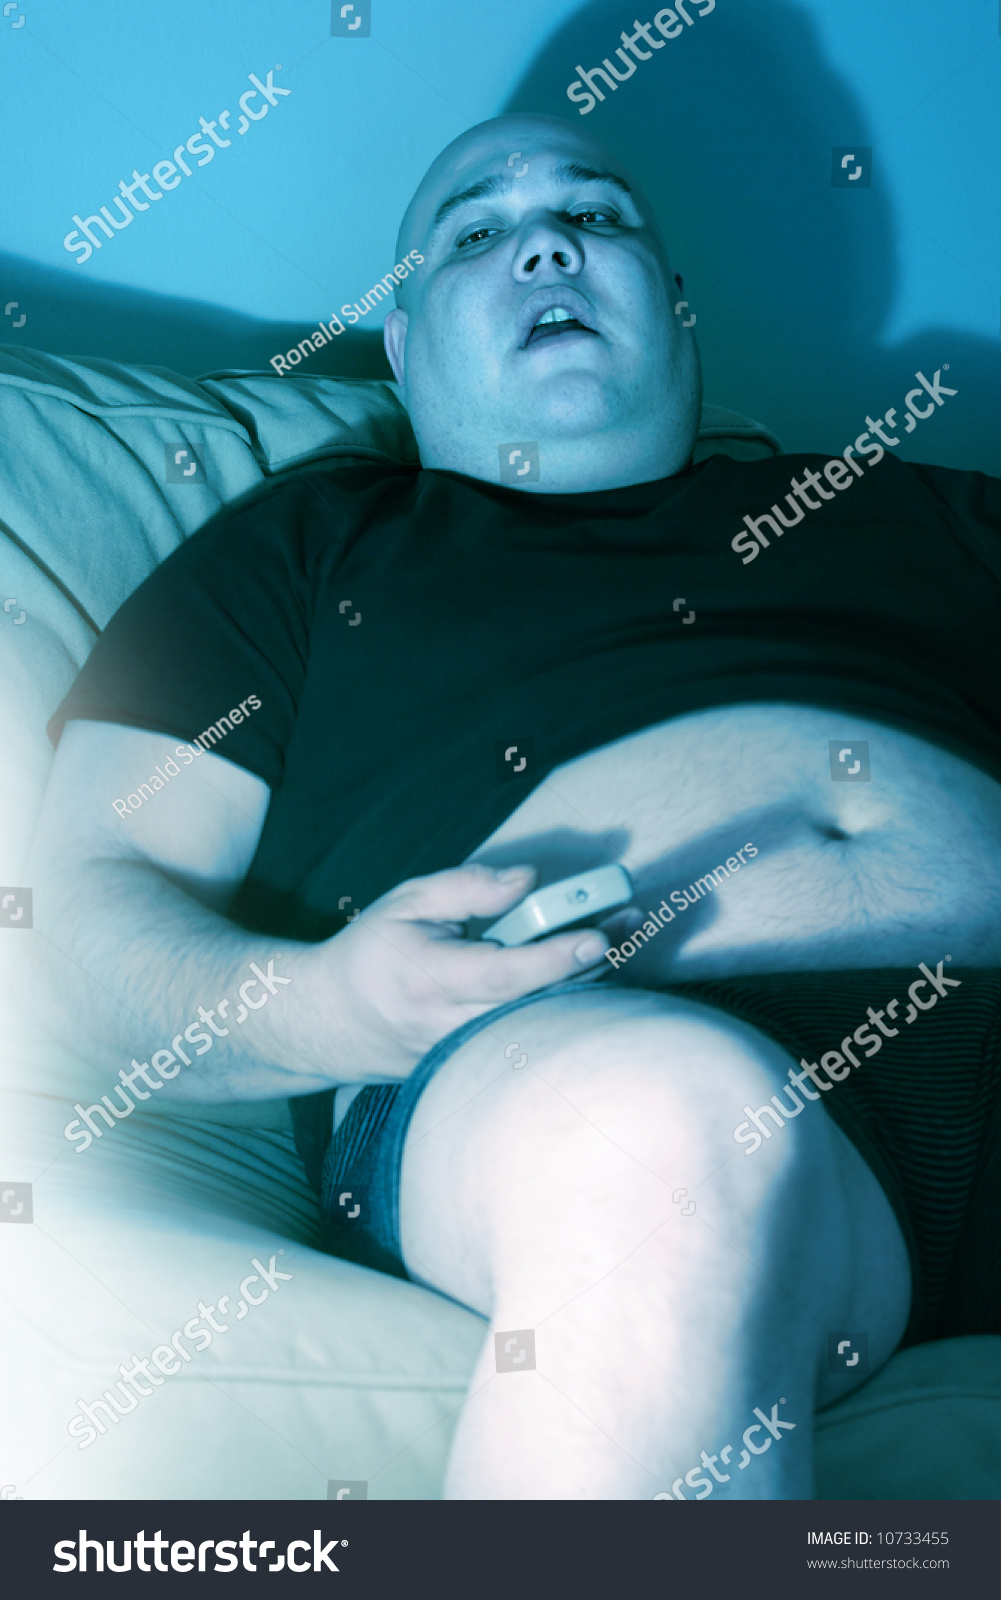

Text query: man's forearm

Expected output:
[24,857,355,1101]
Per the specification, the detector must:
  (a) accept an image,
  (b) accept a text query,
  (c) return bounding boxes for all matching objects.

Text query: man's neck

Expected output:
[415,423,698,495]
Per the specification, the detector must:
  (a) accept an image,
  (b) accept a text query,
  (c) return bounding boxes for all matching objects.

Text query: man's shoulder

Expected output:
[205,457,421,534]
[703,445,996,509]
[167,459,423,587]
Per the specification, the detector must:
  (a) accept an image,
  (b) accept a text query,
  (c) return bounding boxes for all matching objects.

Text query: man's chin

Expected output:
[505,370,622,437]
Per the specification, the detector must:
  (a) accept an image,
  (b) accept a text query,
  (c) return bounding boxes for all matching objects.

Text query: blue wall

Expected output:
[2,0,998,469]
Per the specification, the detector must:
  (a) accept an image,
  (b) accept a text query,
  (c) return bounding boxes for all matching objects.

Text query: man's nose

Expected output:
[514,218,584,280]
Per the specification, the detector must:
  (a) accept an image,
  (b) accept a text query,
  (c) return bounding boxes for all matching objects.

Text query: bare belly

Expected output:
[466,703,1001,980]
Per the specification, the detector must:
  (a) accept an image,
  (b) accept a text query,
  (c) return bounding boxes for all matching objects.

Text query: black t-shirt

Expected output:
[50,452,1001,941]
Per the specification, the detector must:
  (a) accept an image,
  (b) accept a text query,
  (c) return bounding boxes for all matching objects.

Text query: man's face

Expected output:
[385,117,701,493]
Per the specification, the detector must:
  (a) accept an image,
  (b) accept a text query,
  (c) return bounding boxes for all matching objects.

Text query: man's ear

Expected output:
[383,308,408,386]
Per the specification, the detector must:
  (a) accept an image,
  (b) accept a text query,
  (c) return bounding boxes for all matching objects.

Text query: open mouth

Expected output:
[525,306,599,346]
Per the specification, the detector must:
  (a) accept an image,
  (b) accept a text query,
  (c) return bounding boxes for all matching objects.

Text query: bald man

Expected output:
[31,114,1001,1499]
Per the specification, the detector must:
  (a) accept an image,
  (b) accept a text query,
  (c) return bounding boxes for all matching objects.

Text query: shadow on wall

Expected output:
[503,0,1001,475]
[0,247,394,382]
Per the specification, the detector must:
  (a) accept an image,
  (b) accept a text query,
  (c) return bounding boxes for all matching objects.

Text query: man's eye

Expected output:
[456,225,500,249]
[569,209,618,227]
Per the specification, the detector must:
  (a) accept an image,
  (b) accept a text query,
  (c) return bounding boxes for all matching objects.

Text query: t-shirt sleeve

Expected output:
[48,473,338,790]
[907,462,1001,582]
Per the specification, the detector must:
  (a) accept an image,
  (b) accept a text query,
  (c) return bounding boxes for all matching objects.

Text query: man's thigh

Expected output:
[398,987,912,1399]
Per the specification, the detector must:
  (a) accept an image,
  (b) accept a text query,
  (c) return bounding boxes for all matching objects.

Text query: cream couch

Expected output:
[1,346,998,1500]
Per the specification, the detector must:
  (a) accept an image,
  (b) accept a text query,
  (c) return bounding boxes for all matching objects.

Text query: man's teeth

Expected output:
[535,307,576,327]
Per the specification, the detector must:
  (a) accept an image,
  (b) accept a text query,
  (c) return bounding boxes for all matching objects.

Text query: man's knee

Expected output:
[411,991,817,1220]
[401,992,829,1307]
[489,992,812,1161]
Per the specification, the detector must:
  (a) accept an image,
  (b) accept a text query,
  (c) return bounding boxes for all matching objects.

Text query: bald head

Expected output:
[395,116,653,294]
[384,114,700,492]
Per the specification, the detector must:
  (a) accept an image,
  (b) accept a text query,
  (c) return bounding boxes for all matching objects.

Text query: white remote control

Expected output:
[481,864,633,947]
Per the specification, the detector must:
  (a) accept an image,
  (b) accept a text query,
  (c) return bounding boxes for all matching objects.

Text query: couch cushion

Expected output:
[814,1335,1001,1499]
[0,1086,485,1500]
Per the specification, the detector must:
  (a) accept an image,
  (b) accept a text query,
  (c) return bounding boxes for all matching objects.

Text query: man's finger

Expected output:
[421,926,609,1004]
[382,862,537,925]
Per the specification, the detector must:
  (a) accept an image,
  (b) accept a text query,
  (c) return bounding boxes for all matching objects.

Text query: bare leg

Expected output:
[398,989,911,1500]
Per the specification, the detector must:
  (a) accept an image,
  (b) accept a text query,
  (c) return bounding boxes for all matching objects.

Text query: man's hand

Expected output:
[311,863,609,1080]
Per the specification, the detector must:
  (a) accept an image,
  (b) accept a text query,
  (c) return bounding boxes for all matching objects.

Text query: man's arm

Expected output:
[25,721,608,1104]
[25,720,335,1100]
